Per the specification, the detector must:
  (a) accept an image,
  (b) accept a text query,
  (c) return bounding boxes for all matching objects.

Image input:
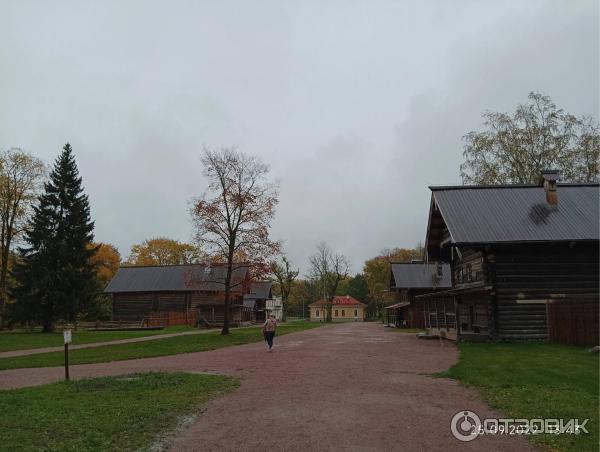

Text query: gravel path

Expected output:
[0,322,532,451]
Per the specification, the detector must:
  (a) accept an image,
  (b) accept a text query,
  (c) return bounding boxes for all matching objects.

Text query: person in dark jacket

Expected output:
[262,314,277,352]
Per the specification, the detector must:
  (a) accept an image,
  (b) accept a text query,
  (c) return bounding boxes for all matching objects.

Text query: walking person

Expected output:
[262,314,277,352]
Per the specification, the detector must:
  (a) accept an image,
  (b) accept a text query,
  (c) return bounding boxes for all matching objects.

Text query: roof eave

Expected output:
[428,182,599,190]
[453,238,599,246]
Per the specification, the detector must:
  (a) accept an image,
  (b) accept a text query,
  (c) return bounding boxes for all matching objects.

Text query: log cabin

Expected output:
[386,262,451,328]
[104,263,252,326]
[418,172,599,341]
[243,281,273,323]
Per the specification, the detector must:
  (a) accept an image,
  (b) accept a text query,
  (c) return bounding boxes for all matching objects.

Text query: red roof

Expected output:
[309,295,365,307]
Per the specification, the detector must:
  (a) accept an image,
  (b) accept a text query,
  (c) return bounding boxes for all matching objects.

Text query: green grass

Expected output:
[0,322,322,370]
[0,326,195,352]
[439,342,599,452]
[0,372,238,451]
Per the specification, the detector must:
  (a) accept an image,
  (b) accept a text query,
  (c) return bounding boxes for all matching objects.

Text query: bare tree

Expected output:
[190,147,280,335]
[270,255,299,321]
[308,242,349,322]
[0,148,46,317]
[460,92,600,184]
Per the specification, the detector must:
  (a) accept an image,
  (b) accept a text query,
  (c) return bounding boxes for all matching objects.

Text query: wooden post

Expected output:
[545,299,551,341]
[63,329,72,381]
[64,343,69,381]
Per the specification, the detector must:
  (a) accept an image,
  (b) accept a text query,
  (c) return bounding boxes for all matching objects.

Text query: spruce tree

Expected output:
[12,143,98,332]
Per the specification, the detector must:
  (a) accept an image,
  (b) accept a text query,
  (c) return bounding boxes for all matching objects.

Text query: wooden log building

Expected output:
[385,262,451,328]
[417,171,599,341]
[104,264,252,326]
[243,281,273,323]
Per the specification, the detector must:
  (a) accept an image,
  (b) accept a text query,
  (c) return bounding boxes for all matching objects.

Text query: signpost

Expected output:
[63,329,72,381]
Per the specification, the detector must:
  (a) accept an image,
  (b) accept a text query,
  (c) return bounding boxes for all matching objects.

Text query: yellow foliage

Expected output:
[127,237,203,266]
[88,243,121,287]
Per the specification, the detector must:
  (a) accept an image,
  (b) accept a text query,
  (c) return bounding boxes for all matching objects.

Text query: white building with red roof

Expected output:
[309,295,366,322]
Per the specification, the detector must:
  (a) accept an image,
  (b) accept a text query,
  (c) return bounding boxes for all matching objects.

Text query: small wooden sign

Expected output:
[63,330,72,344]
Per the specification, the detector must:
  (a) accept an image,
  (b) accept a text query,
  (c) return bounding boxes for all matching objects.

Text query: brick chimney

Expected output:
[539,170,560,205]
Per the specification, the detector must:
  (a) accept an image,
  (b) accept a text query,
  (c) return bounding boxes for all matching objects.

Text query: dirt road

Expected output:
[0,322,531,451]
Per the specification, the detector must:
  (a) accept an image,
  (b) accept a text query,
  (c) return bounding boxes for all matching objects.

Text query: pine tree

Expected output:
[11,143,98,332]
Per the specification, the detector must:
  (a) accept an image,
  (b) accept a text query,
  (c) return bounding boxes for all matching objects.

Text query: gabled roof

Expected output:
[390,263,451,289]
[426,183,599,248]
[242,281,273,308]
[248,281,272,299]
[104,264,248,293]
[309,295,366,308]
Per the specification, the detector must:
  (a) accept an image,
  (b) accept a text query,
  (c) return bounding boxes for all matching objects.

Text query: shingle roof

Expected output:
[430,184,599,244]
[309,295,365,307]
[390,263,452,289]
[104,264,248,293]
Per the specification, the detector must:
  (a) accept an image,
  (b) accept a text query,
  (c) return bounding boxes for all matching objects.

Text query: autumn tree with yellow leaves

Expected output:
[127,237,204,266]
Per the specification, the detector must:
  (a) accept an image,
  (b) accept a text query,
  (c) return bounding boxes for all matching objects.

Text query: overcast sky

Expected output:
[1,0,597,274]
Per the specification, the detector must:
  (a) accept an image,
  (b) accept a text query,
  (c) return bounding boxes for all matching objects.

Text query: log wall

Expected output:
[113,290,225,321]
[547,298,599,346]
[113,293,154,321]
[491,242,599,340]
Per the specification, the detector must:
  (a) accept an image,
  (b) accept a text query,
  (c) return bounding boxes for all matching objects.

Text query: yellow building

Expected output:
[309,295,366,322]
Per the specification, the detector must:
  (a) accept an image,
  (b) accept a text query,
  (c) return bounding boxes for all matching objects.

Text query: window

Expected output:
[466,264,473,283]
[341,310,345,317]
[335,310,339,317]
[316,310,320,318]
[354,309,358,317]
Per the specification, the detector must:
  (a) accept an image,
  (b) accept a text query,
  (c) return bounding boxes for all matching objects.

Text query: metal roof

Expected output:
[431,184,599,243]
[248,281,272,300]
[390,263,452,289]
[384,301,410,309]
[104,264,248,293]
[309,295,366,307]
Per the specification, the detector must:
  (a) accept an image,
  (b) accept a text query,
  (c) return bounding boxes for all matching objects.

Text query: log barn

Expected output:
[386,262,451,328]
[418,172,599,341]
[104,264,252,326]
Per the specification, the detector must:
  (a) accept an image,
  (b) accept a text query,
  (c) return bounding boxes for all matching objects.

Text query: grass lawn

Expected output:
[0,326,195,352]
[0,372,238,451]
[439,342,599,452]
[0,321,322,370]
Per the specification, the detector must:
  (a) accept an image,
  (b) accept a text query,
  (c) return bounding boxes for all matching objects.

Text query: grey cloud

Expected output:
[0,0,596,272]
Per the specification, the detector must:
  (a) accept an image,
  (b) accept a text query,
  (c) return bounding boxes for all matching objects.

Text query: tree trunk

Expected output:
[221,248,234,336]
[0,225,7,321]
[222,289,230,335]
[222,272,230,335]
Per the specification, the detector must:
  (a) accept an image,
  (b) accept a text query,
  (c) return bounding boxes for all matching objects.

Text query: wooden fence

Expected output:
[547,298,599,347]
[144,311,199,328]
